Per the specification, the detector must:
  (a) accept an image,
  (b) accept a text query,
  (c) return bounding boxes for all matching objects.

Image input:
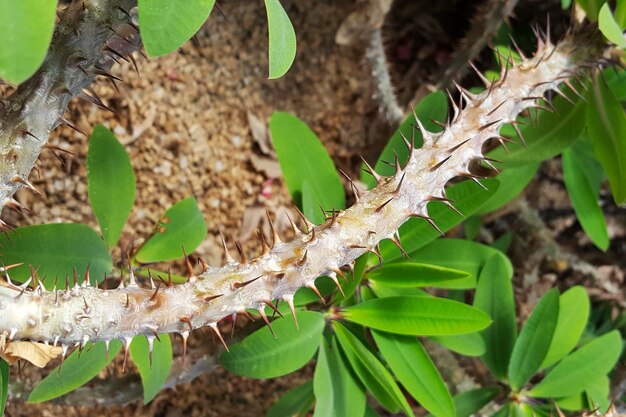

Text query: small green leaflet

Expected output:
[135,197,207,263]
[366,262,470,288]
[529,331,623,398]
[269,112,345,223]
[342,296,491,336]
[0,223,112,290]
[507,289,559,391]
[563,137,609,250]
[264,0,297,79]
[87,125,136,249]
[266,380,314,417]
[372,331,454,417]
[333,322,414,416]
[473,252,517,381]
[220,311,324,378]
[29,341,122,403]
[0,0,57,84]
[313,338,366,417]
[598,3,626,47]
[130,334,173,403]
[139,0,216,57]
[587,73,626,204]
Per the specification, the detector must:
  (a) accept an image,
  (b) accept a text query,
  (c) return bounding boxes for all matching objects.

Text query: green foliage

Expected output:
[28,341,122,403]
[139,0,216,57]
[342,296,491,336]
[573,0,606,21]
[0,359,8,416]
[475,163,539,215]
[507,289,559,391]
[366,262,470,288]
[220,311,325,378]
[135,197,207,263]
[266,381,314,417]
[0,223,112,289]
[269,112,345,223]
[598,3,626,46]
[87,125,136,249]
[264,0,297,79]
[586,74,626,204]
[0,0,57,84]
[130,334,173,403]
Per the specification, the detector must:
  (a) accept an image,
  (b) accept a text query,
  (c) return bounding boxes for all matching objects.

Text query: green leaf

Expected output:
[366,262,470,288]
[406,239,505,289]
[135,197,207,263]
[342,296,491,336]
[491,97,586,167]
[333,322,414,416]
[0,223,112,289]
[28,341,122,402]
[540,286,590,369]
[313,338,366,417]
[372,331,454,417]
[264,0,296,79]
[87,125,136,249]
[528,331,623,398]
[139,0,216,57]
[587,73,626,204]
[130,334,173,403]
[473,253,517,381]
[574,0,606,21]
[220,311,324,378]
[266,380,314,417]
[381,179,499,263]
[269,112,345,222]
[426,387,500,417]
[429,333,486,357]
[599,3,626,46]
[586,375,611,413]
[0,0,57,84]
[563,138,609,250]
[0,359,8,416]
[475,163,539,215]
[616,0,626,28]
[507,289,560,391]
[364,91,448,188]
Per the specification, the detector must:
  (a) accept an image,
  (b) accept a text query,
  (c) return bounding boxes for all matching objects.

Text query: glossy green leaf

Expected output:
[426,387,500,417]
[28,341,122,402]
[0,359,8,416]
[342,296,491,336]
[139,0,216,57]
[313,338,366,417]
[429,333,486,357]
[264,0,296,79]
[220,311,324,378]
[0,0,57,84]
[266,380,314,417]
[540,286,590,369]
[0,223,112,289]
[270,112,345,222]
[130,334,173,403]
[366,262,470,288]
[407,239,505,289]
[381,179,499,263]
[473,253,517,380]
[135,197,207,263]
[370,282,428,298]
[587,73,626,204]
[373,331,454,417]
[563,138,609,250]
[475,163,539,215]
[333,322,413,416]
[507,289,559,391]
[364,91,448,187]
[87,125,136,249]
[529,331,623,398]
[599,3,626,47]
[491,96,586,167]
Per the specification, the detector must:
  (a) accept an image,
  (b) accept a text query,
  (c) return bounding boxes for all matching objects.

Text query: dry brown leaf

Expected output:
[238,205,266,242]
[335,0,392,45]
[250,155,282,179]
[1,340,62,368]
[247,112,276,157]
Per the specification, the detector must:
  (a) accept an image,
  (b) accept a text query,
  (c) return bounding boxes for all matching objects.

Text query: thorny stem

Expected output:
[0,0,139,220]
[0,29,610,363]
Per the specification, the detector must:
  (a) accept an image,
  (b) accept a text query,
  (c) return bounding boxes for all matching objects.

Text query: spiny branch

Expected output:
[0,0,139,222]
[0,29,610,363]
